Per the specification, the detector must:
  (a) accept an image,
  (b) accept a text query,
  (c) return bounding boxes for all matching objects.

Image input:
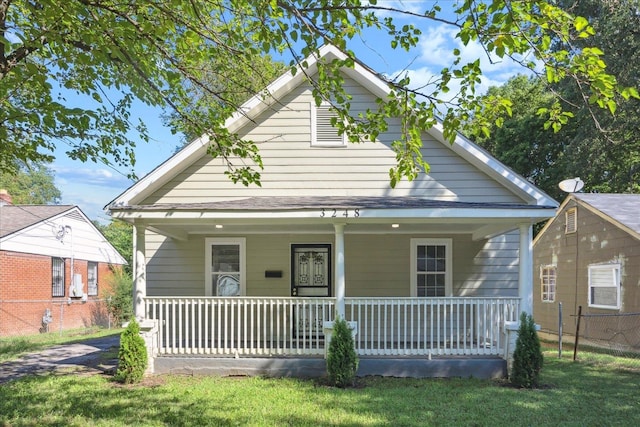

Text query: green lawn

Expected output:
[1,349,639,426]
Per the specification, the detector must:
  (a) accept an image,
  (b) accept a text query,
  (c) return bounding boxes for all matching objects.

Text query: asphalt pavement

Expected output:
[0,334,120,384]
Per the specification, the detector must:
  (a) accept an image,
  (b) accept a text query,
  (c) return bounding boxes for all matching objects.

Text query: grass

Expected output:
[1,349,639,426]
[0,327,122,363]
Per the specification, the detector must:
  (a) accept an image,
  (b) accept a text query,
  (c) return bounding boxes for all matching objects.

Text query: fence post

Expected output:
[558,302,563,358]
[573,305,582,361]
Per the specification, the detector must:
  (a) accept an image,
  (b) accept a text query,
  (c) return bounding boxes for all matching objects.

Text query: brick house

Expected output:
[0,190,127,336]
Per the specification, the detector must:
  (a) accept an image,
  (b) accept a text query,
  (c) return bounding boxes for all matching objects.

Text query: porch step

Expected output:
[153,356,506,379]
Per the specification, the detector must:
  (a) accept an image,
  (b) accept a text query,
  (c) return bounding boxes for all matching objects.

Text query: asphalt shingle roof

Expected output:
[0,205,75,238]
[574,193,640,235]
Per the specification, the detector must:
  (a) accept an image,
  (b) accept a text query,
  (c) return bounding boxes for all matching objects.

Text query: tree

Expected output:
[465,0,640,198]
[94,219,133,274]
[0,162,61,204]
[2,1,637,186]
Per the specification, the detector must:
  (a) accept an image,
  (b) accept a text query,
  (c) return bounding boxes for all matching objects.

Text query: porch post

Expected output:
[518,223,533,316]
[334,223,346,319]
[133,223,147,320]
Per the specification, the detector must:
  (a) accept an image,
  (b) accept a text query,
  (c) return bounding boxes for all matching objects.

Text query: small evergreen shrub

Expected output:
[327,316,358,387]
[115,318,148,384]
[511,311,543,388]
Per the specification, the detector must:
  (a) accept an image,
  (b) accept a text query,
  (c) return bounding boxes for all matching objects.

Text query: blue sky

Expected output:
[50,1,532,221]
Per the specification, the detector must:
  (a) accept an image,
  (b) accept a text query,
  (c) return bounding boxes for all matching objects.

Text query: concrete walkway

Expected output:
[0,335,120,384]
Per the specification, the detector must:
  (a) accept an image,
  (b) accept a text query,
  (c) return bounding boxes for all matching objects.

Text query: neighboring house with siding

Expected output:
[533,193,640,345]
[0,190,127,336]
[107,45,558,378]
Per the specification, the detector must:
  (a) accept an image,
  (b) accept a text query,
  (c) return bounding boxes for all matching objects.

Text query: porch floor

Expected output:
[153,355,507,379]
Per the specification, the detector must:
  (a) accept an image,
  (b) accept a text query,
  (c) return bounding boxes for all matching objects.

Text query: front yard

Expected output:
[0,349,638,426]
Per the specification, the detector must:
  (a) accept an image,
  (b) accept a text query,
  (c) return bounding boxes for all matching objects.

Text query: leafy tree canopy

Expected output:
[94,219,133,274]
[0,162,61,204]
[1,0,637,187]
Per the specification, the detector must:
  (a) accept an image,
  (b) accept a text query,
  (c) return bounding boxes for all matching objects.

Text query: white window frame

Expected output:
[87,261,98,296]
[565,207,577,234]
[410,238,453,297]
[540,265,556,303]
[310,101,347,147]
[205,237,246,296]
[588,263,621,310]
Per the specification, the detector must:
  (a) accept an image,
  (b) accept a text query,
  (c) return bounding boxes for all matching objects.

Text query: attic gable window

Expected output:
[311,102,346,147]
[565,207,577,234]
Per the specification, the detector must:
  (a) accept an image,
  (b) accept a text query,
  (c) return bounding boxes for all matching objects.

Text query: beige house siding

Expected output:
[534,200,640,336]
[146,230,521,298]
[141,76,522,205]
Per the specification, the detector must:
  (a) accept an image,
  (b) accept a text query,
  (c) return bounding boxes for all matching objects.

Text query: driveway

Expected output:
[0,334,120,384]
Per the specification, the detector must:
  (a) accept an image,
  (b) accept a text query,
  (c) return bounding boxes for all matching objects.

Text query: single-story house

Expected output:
[533,193,640,348]
[0,190,127,336]
[107,45,558,378]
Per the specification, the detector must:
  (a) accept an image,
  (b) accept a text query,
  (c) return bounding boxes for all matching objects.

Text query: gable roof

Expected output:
[534,193,640,244]
[0,205,75,238]
[107,45,557,210]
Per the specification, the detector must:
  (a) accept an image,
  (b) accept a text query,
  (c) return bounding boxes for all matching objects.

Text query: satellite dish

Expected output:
[558,177,584,193]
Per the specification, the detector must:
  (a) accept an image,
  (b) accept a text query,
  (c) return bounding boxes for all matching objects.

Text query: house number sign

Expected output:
[320,208,360,218]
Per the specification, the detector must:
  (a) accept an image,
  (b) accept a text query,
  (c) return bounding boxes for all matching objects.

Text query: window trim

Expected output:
[87,261,98,296]
[310,102,347,147]
[410,238,453,297]
[540,265,556,303]
[565,207,577,234]
[52,257,65,297]
[588,263,621,310]
[205,237,246,296]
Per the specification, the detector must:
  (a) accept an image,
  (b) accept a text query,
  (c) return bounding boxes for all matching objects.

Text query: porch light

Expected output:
[391,223,400,228]
[215,224,223,229]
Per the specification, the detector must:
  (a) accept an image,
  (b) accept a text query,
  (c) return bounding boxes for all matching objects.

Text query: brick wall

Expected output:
[0,250,120,336]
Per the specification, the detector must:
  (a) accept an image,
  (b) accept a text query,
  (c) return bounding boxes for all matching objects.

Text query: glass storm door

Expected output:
[291,244,331,297]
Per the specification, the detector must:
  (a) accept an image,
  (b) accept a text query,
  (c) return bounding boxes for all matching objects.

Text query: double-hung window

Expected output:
[540,265,556,302]
[52,257,65,297]
[410,238,452,297]
[205,238,246,296]
[88,262,98,296]
[588,263,621,309]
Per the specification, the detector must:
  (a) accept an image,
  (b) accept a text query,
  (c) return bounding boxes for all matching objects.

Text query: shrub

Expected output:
[115,318,148,384]
[511,311,543,388]
[104,267,134,325]
[327,316,358,387]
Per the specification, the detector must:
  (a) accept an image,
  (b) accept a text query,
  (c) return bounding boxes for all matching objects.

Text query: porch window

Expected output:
[311,102,346,147]
[205,238,246,296]
[88,262,98,296]
[588,263,621,309]
[410,238,452,297]
[540,265,556,302]
[52,257,65,297]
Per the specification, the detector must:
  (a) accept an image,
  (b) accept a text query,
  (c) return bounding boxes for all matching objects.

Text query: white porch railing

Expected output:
[345,297,520,356]
[144,297,519,357]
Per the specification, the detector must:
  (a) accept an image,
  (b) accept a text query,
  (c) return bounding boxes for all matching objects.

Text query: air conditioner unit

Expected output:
[70,273,84,298]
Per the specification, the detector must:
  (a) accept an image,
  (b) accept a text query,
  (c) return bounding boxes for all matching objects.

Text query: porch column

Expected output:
[519,223,533,316]
[334,223,346,319]
[133,223,147,320]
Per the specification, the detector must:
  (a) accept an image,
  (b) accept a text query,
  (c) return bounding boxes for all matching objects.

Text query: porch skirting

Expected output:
[153,355,507,379]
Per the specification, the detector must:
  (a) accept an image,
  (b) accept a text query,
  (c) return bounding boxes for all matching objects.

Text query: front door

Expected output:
[291,244,331,338]
[291,244,331,297]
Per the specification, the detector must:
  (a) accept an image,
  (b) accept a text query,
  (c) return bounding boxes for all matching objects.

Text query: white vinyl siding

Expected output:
[205,238,246,296]
[541,265,556,302]
[588,264,621,309]
[141,78,523,205]
[410,238,453,297]
[566,208,577,234]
